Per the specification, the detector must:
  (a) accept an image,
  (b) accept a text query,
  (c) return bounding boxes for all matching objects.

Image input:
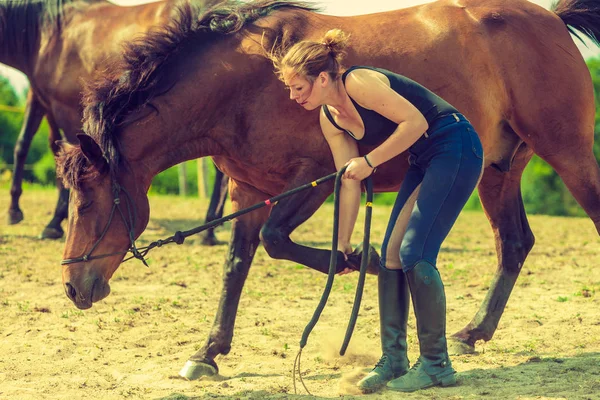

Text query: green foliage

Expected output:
[0,76,51,183]
[149,159,217,196]
[150,162,195,195]
[521,156,585,217]
[590,57,600,161]
[373,192,396,206]
[0,75,23,164]
[33,150,56,185]
[0,75,19,107]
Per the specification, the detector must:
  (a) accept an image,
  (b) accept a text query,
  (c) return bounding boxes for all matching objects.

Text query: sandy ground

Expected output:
[1,186,599,400]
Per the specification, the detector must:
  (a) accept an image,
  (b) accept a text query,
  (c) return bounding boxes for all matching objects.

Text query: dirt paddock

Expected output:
[1,186,599,399]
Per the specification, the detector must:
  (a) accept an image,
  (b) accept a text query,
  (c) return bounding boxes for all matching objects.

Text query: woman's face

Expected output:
[283,70,321,111]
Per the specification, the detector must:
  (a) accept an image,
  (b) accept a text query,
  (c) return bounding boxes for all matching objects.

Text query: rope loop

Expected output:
[173,231,185,245]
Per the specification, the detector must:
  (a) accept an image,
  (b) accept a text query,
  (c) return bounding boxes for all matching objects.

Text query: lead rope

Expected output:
[293,170,374,395]
[62,171,343,266]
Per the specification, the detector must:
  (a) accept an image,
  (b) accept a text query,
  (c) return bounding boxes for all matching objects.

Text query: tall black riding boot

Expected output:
[387,260,456,392]
[357,266,410,393]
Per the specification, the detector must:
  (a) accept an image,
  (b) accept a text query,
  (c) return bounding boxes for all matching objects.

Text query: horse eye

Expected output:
[78,201,94,213]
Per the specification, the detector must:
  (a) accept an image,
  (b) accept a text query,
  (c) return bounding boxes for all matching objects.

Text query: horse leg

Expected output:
[450,145,534,353]
[40,114,68,239]
[180,179,270,379]
[538,148,600,233]
[201,160,229,246]
[8,91,45,225]
[260,164,380,275]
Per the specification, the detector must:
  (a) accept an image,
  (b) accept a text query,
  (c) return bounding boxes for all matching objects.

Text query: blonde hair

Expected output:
[272,29,349,82]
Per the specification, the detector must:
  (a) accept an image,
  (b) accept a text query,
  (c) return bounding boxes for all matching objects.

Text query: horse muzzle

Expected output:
[64,274,111,310]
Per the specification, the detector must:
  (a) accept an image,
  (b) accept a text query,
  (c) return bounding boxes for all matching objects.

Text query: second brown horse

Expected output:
[2,0,227,242]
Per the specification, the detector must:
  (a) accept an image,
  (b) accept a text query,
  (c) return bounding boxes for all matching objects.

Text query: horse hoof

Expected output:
[8,209,24,225]
[201,234,222,246]
[40,227,64,240]
[179,359,218,380]
[347,243,381,275]
[448,337,476,355]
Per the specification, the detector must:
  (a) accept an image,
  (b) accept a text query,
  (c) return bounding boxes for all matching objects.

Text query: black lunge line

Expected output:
[294,168,374,395]
[61,169,345,266]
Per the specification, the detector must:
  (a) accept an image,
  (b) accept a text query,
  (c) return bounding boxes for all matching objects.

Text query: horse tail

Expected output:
[553,0,600,47]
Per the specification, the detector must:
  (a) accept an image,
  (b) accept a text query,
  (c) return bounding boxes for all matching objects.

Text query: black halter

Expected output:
[61,182,149,266]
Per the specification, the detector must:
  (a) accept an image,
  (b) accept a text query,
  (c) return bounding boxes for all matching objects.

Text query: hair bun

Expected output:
[271,28,349,81]
[321,29,349,57]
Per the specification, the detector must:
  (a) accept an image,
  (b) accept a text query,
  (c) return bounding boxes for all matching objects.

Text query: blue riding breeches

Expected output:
[380,113,484,272]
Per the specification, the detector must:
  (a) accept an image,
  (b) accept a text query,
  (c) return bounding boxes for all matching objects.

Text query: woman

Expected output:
[272,29,483,393]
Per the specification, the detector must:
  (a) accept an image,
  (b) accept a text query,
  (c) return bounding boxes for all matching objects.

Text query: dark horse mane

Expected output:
[57,0,318,189]
[0,0,102,43]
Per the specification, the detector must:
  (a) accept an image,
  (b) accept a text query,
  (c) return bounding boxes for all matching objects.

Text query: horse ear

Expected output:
[77,134,107,170]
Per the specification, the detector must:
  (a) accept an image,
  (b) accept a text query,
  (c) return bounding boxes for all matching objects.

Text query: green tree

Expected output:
[0,76,52,183]
[0,76,23,165]
[0,75,19,107]
[590,57,600,161]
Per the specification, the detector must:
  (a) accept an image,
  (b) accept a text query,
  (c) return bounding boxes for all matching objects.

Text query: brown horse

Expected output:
[56,0,600,378]
[2,0,227,243]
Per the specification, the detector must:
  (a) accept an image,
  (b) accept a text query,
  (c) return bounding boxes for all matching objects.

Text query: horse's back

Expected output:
[33,0,172,134]
[253,0,593,178]
[347,0,591,158]
[454,0,595,148]
[58,0,172,67]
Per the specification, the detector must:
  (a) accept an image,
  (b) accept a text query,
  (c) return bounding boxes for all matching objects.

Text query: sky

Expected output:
[1,0,599,94]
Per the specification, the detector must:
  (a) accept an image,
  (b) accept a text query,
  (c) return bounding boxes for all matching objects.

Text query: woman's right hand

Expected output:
[343,156,375,181]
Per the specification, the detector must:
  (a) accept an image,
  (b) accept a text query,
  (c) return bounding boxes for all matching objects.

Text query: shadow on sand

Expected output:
[157,352,600,399]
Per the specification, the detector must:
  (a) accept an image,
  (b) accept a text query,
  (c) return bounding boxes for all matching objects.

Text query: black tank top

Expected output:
[322,66,459,146]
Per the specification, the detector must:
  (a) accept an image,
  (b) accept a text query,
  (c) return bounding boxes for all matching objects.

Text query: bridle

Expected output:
[61,182,150,266]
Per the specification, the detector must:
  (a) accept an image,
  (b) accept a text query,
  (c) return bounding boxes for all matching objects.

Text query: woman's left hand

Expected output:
[343,156,375,181]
